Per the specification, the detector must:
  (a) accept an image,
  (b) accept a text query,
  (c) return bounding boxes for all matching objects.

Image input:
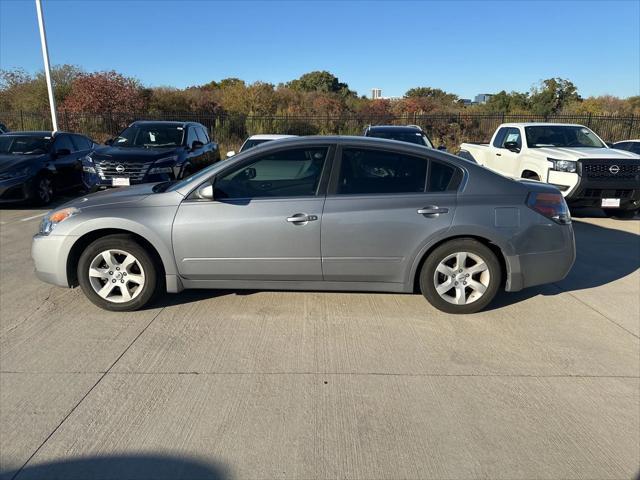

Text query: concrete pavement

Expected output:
[0,205,638,479]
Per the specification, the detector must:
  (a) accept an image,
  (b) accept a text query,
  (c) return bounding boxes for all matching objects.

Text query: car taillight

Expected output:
[526,192,571,224]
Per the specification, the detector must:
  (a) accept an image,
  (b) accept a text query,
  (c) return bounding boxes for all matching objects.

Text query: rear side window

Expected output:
[199,127,210,143]
[195,127,208,144]
[338,148,428,195]
[53,135,76,153]
[428,161,462,192]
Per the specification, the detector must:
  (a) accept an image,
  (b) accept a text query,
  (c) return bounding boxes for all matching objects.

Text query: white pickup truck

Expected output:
[459,123,640,217]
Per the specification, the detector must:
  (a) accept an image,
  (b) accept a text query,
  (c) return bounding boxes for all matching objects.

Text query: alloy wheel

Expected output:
[38,177,53,204]
[88,249,146,303]
[433,251,491,305]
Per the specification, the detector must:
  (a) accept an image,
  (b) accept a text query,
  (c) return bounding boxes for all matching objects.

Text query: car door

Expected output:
[184,126,206,172]
[321,146,460,284]
[195,126,214,168]
[51,134,82,191]
[488,127,521,177]
[172,144,333,281]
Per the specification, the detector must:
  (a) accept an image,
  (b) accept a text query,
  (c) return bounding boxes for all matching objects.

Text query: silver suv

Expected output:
[32,136,575,314]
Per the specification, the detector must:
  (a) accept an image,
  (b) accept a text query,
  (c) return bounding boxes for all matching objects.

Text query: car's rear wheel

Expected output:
[32,174,54,205]
[419,239,501,314]
[77,235,160,311]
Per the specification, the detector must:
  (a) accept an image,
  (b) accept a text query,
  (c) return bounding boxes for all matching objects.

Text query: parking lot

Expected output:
[0,201,638,479]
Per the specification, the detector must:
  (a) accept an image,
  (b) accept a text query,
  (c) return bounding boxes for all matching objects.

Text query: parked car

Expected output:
[83,121,220,190]
[32,136,575,315]
[364,125,445,150]
[0,130,95,205]
[459,123,640,218]
[612,139,640,155]
[0,123,8,134]
[226,134,298,158]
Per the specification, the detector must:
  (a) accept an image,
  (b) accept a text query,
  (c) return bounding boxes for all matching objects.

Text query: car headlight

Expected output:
[39,207,80,235]
[548,158,577,173]
[81,155,96,174]
[149,155,178,175]
[0,166,32,179]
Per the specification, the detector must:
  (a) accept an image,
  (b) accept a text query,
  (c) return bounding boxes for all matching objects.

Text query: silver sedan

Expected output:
[32,136,575,314]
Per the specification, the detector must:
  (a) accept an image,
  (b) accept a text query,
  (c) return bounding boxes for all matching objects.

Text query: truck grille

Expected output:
[583,189,634,198]
[95,161,151,181]
[582,163,640,179]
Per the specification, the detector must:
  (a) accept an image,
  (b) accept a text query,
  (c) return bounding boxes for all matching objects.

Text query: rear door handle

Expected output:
[417,206,449,216]
[286,213,318,223]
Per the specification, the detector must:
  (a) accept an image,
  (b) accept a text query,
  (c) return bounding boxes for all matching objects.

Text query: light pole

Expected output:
[35,0,58,131]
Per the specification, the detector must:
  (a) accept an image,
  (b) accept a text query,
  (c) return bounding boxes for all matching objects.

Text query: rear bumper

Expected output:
[504,225,576,292]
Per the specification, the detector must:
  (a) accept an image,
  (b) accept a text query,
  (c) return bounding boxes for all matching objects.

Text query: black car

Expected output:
[0,123,8,134]
[363,125,443,150]
[612,140,640,155]
[84,121,220,189]
[0,131,95,205]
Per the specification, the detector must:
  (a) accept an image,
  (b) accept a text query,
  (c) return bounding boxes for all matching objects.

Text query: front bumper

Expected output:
[32,233,76,287]
[565,161,640,210]
[0,176,33,203]
[84,171,175,190]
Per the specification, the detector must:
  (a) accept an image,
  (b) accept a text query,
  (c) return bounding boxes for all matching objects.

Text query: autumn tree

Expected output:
[61,71,146,113]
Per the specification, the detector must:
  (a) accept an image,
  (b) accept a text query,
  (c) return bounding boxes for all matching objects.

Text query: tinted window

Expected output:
[71,134,92,151]
[194,127,207,144]
[186,127,198,147]
[492,128,508,148]
[367,130,433,148]
[500,127,522,149]
[240,139,272,151]
[630,143,640,154]
[525,125,605,148]
[54,135,75,153]
[428,161,462,192]
[114,124,185,148]
[338,148,427,195]
[0,135,51,154]
[214,147,328,199]
[199,127,210,143]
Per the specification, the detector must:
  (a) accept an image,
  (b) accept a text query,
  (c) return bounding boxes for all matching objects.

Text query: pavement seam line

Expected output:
[9,306,165,480]
[551,282,640,340]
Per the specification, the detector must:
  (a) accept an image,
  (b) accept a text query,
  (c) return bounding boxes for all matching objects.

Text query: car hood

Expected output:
[61,183,160,210]
[532,147,640,161]
[91,145,181,163]
[0,154,46,172]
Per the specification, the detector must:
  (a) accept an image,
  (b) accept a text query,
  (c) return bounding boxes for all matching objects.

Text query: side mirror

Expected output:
[54,148,71,158]
[504,141,520,153]
[105,138,113,145]
[196,183,214,200]
[191,140,204,151]
[226,150,236,158]
[437,145,447,151]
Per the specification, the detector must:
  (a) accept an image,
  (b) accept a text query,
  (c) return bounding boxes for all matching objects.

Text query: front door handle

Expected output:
[496,153,502,156]
[417,206,449,216]
[286,213,318,223]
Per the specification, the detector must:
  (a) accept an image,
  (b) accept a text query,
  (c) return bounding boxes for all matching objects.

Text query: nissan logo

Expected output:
[115,164,125,174]
[609,165,620,175]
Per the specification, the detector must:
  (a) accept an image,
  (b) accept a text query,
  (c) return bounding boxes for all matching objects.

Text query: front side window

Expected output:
[500,127,522,149]
[53,135,76,153]
[114,124,185,148]
[492,128,508,148]
[525,125,605,148]
[71,134,92,151]
[337,148,428,195]
[214,147,328,199]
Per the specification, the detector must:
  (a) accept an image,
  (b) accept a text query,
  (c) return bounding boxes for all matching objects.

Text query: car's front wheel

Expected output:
[419,238,501,314]
[77,235,161,311]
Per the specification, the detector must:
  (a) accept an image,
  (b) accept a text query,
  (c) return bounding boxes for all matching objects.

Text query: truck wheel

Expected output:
[603,209,638,220]
[77,234,162,311]
[419,239,501,314]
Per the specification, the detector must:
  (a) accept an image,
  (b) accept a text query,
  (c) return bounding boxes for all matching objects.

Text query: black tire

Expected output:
[602,208,638,219]
[77,234,162,311]
[31,173,55,206]
[419,238,502,314]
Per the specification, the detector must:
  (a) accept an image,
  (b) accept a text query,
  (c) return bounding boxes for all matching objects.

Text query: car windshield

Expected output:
[367,131,433,148]
[525,126,605,148]
[0,135,51,154]
[113,124,185,148]
[240,139,274,152]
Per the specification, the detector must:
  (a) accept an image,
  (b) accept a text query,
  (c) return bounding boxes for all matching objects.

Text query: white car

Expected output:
[226,134,298,158]
[459,123,640,217]
[612,139,640,155]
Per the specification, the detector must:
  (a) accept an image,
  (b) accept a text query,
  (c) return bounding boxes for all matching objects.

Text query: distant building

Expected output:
[371,88,382,100]
[461,99,473,106]
[474,93,493,104]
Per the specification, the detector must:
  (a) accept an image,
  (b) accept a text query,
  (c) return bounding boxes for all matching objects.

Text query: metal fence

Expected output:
[1,111,637,152]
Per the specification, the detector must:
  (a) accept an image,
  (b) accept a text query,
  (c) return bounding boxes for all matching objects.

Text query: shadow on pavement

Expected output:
[492,217,639,310]
[3,453,229,480]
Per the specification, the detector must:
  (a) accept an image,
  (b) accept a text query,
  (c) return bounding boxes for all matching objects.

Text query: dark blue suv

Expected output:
[83,121,220,189]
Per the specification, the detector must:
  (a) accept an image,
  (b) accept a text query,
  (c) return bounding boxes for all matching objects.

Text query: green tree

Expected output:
[529,78,581,116]
[287,71,355,97]
[404,87,458,103]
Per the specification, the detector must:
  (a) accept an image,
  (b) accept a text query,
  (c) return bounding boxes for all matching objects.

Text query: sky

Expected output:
[1,0,639,99]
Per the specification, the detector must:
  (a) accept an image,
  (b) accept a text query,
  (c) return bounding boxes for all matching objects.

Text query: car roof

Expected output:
[366,125,423,132]
[3,130,54,136]
[499,123,591,128]
[247,134,298,140]
[131,120,201,127]
[614,139,640,144]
